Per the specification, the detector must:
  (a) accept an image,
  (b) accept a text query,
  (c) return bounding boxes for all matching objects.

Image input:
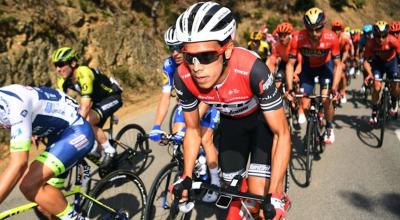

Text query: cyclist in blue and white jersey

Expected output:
[149,26,221,202]
[0,85,94,220]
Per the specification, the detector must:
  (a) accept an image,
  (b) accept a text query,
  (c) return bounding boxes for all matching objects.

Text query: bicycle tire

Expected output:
[115,124,150,175]
[145,162,190,220]
[83,170,147,220]
[169,104,179,134]
[304,120,315,186]
[377,92,389,148]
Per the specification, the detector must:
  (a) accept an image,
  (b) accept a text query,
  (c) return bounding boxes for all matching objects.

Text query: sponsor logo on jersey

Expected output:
[70,134,89,151]
[20,110,28,117]
[175,88,183,96]
[11,128,22,139]
[258,75,273,95]
[233,68,249,75]
[300,48,329,57]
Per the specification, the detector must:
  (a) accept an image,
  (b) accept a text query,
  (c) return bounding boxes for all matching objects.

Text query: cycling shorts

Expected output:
[217,110,273,181]
[371,57,399,80]
[36,118,95,188]
[92,93,123,127]
[173,105,220,129]
[300,60,334,95]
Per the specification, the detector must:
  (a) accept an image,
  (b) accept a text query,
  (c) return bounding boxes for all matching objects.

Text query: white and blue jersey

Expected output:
[162,56,177,93]
[0,84,94,180]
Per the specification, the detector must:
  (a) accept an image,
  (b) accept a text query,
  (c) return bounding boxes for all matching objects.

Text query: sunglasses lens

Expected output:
[184,51,220,65]
[169,44,183,52]
[54,61,67,68]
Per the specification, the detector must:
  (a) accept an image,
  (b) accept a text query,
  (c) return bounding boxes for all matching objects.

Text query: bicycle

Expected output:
[144,134,211,220]
[0,158,147,220]
[375,78,400,148]
[88,114,151,177]
[169,175,277,220]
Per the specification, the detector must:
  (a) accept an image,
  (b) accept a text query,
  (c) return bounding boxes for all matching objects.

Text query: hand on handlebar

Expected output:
[364,75,374,86]
[270,193,291,220]
[149,125,165,141]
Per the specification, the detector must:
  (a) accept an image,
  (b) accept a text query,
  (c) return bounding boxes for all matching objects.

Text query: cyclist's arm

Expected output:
[0,112,31,204]
[0,151,29,204]
[154,91,171,126]
[198,102,209,119]
[331,37,342,91]
[286,58,296,91]
[250,59,291,193]
[77,67,95,118]
[174,71,201,178]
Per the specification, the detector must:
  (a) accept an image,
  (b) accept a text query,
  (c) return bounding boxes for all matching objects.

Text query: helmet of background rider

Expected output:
[175,1,236,44]
[51,47,79,64]
[373,20,389,36]
[303,7,326,29]
[164,25,182,46]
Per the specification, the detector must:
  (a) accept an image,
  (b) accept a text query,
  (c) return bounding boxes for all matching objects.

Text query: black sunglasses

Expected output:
[54,61,69,68]
[307,26,324,33]
[278,32,290,38]
[183,43,229,65]
[375,33,388,39]
[168,44,183,52]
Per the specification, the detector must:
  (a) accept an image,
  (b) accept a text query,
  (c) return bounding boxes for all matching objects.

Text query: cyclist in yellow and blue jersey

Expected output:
[247,31,271,62]
[52,47,123,168]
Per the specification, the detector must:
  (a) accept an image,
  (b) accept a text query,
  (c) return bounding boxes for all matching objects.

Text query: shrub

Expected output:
[352,0,366,9]
[294,0,316,12]
[266,16,282,32]
[330,0,348,11]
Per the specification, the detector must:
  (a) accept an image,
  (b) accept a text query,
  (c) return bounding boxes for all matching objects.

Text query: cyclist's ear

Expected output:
[70,60,78,68]
[223,41,235,60]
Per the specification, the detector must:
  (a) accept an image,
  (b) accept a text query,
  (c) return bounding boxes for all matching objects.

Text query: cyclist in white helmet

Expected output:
[171,2,291,219]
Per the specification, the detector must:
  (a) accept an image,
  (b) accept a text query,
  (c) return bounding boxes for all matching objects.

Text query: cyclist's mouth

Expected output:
[194,76,209,83]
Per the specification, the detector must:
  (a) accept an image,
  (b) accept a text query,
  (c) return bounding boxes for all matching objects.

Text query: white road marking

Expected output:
[396,129,400,142]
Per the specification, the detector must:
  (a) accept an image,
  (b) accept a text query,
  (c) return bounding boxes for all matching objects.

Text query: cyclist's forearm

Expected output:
[286,60,295,90]
[154,92,171,125]
[332,59,342,90]
[79,98,92,119]
[266,110,291,194]
[363,60,372,76]
[183,127,201,177]
[0,162,27,203]
[341,51,349,63]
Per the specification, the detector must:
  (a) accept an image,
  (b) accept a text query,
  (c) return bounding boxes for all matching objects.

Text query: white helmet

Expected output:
[164,25,181,46]
[175,1,236,43]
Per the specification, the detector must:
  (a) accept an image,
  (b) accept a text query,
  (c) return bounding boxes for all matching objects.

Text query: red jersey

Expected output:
[175,48,282,118]
[351,33,361,45]
[338,32,351,53]
[363,34,400,61]
[289,29,340,68]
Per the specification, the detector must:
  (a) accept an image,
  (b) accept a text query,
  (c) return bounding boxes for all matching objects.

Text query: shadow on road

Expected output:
[338,191,400,218]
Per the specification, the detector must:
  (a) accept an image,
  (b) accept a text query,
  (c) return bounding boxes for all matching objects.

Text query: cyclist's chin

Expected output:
[194,76,215,89]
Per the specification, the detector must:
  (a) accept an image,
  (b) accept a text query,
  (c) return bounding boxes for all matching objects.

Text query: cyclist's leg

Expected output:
[91,95,123,166]
[19,119,94,219]
[319,61,335,143]
[385,57,400,112]
[298,66,315,123]
[370,60,384,122]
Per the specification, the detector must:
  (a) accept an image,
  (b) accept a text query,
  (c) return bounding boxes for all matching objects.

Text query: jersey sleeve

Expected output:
[77,66,95,99]
[161,57,176,93]
[56,77,65,92]
[288,35,298,59]
[9,104,32,152]
[249,59,282,111]
[173,71,199,112]
[390,36,400,53]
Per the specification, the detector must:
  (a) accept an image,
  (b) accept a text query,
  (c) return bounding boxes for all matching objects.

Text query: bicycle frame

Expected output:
[0,161,118,220]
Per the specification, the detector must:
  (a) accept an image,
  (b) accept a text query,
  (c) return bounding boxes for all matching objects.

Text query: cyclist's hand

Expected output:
[293,73,300,83]
[169,176,194,213]
[149,125,164,141]
[172,128,186,144]
[271,193,291,220]
[364,75,373,86]
[330,89,339,101]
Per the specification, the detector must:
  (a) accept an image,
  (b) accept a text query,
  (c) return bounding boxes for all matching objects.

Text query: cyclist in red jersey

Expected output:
[286,7,342,144]
[364,21,400,123]
[350,29,362,76]
[389,21,400,42]
[173,2,291,219]
[331,19,353,104]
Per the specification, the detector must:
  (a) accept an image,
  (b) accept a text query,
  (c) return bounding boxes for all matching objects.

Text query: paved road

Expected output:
[1,77,399,219]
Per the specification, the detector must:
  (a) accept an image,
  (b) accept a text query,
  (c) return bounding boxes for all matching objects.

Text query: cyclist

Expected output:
[364,21,400,123]
[148,26,221,202]
[389,21,400,41]
[358,24,374,94]
[52,47,123,168]
[174,2,291,219]
[350,28,362,75]
[286,7,342,144]
[266,22,306,123]
[0,85,94,220]
[247,31,271,62]
[331,19,353,104]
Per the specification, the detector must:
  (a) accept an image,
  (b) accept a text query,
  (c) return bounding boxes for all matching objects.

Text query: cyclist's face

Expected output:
[278,33,291,45]
[55,62,73,79]
[183,41,229,89]
[307,26,323,40]
[172,50,184,65]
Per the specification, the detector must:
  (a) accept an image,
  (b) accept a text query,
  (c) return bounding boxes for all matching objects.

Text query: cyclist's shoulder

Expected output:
[76,66,95,78]
[162,56,177,73]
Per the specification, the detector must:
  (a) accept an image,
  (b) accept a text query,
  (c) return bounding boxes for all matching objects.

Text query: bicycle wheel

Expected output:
[84,170,147,220]
[145,162,190,220]
[169,104,179,134]
[115,124,150,175]
[304,120,315,186]
[377,92,389,148]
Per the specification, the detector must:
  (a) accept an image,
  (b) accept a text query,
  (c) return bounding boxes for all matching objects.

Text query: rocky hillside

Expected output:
[0,0,398,92]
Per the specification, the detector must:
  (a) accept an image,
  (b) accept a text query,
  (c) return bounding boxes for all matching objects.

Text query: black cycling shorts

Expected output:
[92,93,123,127]
[217,110,273,181]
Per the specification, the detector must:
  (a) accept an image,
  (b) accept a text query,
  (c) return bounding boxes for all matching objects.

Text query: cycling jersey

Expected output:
[0,84,94,177]
[175,47,282,118]
[57,66,120,103]
[289,29,340,68]
[247,40,271,61]
[338,32,352,55]
[363,35,400,61]
[162,56,177,93]
[173,105,220,129]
